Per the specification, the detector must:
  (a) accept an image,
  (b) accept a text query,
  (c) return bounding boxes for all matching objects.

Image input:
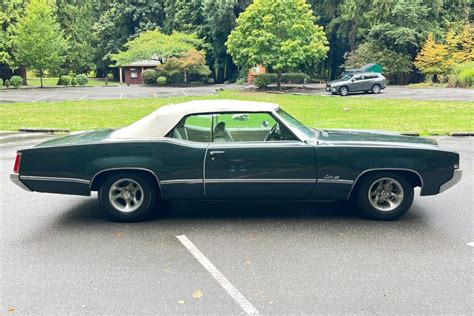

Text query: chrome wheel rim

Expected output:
[109,178,144,213]
[373,85,380,93]
[368,177,404,212]
[340,87,348,95]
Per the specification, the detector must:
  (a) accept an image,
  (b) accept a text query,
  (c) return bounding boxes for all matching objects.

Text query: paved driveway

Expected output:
[1,134,472,314]
[0,85,239,103]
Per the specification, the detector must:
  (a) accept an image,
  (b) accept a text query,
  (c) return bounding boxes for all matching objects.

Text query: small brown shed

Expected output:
[117,58,161,84]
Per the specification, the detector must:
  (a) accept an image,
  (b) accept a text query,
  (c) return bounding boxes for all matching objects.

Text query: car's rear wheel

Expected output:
[99,172,157,222]
[339,86,349,96]
[354,172,414,220]
[371,84,381,94]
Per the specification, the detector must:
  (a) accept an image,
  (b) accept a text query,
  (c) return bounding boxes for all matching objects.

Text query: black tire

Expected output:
[353,172,414,221]
[371,84,381,94]
[98,172,157,222]
[339,86,349,96]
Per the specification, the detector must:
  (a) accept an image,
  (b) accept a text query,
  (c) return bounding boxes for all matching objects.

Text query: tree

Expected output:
[13,0,68,87]
[414,33,449,80]
[156,50,211,83]
[56,0,96,74]
[110,30,204,66]
[344,41,412,80]
[445,24,473,70]
[0,0,26,83]
[226,0,328,88]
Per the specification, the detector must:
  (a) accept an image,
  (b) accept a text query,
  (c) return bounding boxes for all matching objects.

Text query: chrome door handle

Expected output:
[209,150,226,156]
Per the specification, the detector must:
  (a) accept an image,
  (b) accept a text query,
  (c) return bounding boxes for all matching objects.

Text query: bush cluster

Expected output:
[75,74,88,86]
[9,76,23,89]
[281,72,310,84]
[253,72,310,88]
[156,76,167,86]
[141,69,158,85]
[58,75,72,86]
[454,62,474,87]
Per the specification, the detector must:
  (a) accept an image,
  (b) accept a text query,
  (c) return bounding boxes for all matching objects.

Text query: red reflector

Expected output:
[13,153,21,173]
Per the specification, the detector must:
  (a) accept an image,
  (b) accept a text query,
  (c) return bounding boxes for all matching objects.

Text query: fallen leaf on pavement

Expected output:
[112,231,123,238]
[177,300,185,304]
[192,289,203,299]
[8,307,17,313]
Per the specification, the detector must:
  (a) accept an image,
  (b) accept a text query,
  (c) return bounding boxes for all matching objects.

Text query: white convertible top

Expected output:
[111,99,280,139]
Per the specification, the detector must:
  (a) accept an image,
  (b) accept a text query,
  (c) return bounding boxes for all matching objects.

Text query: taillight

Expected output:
[13,153,21,173]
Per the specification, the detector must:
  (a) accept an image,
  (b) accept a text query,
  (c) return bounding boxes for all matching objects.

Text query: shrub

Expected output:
[281,72,310,84]
[142,69,158,85]
[106,73,114,80]
[71,77,77,86]
[235,78,246,85]
[58,75,72,86]
[4,79,10,88]
[10,76,23,89]
[75,74,88,86]
[455,62,474,87]
[253,73,277,88]
[157,76,167,86]
[207,78,215,84]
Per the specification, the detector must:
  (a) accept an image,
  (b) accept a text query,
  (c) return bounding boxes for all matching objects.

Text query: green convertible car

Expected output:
[11,100,462,222]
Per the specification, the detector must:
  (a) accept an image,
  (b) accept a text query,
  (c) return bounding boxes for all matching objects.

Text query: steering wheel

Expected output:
[264,123,280,141]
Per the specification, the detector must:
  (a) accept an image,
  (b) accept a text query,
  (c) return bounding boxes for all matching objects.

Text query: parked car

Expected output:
[11,100,461,222]
[326,72,386,96]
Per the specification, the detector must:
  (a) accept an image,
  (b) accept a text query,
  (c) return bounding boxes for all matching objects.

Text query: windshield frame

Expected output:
[273,109,316,142]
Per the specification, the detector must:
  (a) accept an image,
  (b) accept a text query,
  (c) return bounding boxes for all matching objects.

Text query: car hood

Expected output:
[34,129,114,148]
[317,129,438,148]
[327,79,347,86]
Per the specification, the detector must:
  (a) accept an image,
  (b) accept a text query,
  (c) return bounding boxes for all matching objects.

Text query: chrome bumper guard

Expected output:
[439,169,462,193]
[10,173,32,192]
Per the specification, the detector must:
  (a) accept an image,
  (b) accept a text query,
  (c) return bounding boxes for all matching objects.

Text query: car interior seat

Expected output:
[213,122,234,142]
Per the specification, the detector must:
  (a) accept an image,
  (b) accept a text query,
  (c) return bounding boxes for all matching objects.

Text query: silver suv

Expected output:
[326,72,386,96]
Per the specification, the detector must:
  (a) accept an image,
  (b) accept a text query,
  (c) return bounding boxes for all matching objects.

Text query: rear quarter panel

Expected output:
[313,144,459,200]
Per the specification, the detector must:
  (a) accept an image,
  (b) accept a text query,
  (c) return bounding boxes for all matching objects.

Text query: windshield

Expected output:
[340,74,353,81]
[276,109,315,140]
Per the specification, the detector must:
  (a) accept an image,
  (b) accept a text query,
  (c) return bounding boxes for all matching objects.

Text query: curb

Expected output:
[451,132,474,137]
[18,128,70,134]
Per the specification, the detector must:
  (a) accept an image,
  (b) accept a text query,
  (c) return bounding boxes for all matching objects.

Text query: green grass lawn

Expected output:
[25,77,119,87]
[0,90,472,135]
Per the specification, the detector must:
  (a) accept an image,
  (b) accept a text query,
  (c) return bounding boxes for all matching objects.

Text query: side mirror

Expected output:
[351,78,356,82]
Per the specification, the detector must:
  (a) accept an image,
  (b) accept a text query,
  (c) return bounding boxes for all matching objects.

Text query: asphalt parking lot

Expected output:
[1,134,473,314]
[0,84,239,103]
[0,84,472,103]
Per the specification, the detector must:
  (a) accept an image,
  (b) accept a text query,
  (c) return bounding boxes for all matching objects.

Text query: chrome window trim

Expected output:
[20,175,91,185]
[346,168,424,200]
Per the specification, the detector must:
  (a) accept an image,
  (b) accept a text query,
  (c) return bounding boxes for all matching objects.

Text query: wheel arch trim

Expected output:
[90,167,163,199]
[347,168,424,200]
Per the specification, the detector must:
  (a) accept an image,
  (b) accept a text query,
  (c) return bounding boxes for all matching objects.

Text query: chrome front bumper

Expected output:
[10,173,32,192]
[439,169,462,193]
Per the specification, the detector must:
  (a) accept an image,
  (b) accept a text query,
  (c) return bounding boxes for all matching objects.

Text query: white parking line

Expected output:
[176,235,259,315]
[80,95,87,100]
[153,92,157,98]
[182,91,188,96]
[31,97,45,102]
[119,94,123,99]
[467,242,474,247]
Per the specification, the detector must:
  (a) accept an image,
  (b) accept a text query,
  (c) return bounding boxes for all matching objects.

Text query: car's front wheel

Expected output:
[354,173,414,220]
[339,86,349,96]
[99,173,157,222]
[371,84,381,94]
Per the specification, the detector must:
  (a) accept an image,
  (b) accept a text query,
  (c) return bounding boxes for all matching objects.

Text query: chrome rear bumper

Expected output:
[10,173,32,192]
[439,169,462,193]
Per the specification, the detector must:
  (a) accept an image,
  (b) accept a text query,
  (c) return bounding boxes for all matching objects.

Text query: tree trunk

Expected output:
[277,71,282,90]
[40,70,44,88]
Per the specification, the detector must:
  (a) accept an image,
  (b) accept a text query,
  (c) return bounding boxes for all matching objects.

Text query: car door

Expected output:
[350,74,365,91]
[204,112,317,199]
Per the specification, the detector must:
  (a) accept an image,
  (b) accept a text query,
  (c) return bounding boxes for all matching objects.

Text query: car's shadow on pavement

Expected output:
[54,197,428,228]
